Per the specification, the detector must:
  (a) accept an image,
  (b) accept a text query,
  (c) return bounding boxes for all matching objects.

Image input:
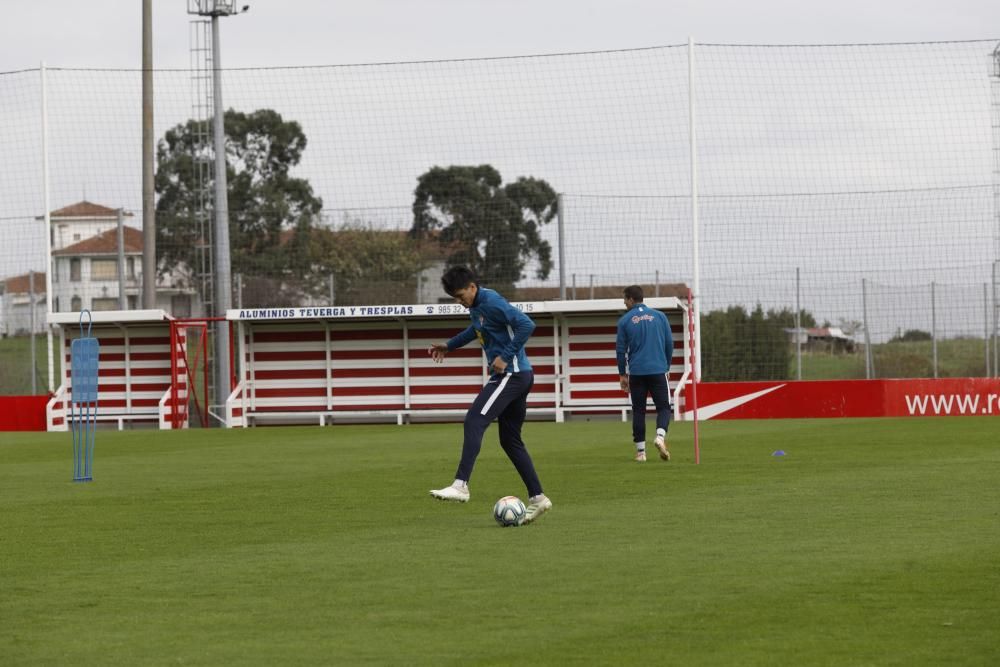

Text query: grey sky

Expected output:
[1,1,999,71]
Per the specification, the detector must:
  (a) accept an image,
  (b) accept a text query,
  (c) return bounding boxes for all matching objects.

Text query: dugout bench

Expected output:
[224,298,692,427]
[46,310,192,431]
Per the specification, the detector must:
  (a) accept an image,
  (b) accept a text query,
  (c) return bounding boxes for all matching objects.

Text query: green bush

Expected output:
[701,304,791,381]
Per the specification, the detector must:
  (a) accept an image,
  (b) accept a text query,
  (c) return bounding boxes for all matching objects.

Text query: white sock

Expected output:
[635,441,646,452]
[656,428,666,440]
[452,479,468,489]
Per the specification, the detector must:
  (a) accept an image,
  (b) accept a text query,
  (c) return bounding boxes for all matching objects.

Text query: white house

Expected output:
[43,200,202,317]
[0,272,46,337]
[45,200,133,253]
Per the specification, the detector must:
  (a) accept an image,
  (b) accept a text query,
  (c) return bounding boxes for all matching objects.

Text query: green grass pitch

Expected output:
[2,417,998,665]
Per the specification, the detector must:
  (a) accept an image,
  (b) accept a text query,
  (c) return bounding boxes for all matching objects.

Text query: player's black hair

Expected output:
[441,266,478,297]
[624,285,644,302]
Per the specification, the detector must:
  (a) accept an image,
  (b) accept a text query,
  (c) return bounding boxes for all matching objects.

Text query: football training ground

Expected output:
[2,417,998,665]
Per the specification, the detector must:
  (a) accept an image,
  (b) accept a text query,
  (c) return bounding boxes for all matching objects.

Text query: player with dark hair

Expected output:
[616,284,673,462]
[427,266,552,524]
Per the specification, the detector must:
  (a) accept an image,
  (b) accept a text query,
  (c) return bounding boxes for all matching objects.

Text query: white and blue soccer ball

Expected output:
[493,495,527,527]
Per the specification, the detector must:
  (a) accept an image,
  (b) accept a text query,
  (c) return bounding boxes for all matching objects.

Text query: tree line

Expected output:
[700,306,816,381]
[154,108,554,306]
[155,108,824,382]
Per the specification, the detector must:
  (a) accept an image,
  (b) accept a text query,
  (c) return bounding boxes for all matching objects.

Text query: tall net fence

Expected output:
[692,42,1000,381]
[1,40,999,393]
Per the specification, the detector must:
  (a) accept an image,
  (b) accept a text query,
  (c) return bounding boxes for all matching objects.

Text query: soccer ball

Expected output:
[493,496,527,527]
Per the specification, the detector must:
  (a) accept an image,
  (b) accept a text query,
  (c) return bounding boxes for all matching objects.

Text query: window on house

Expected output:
[91,259,118,281]
[127,257,136,280]
[91,298,118,311]
[71,295,82,311]
[70,258,81,282]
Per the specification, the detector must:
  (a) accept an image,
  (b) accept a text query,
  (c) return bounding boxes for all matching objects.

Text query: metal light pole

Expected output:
[187,1,246,417]
[210,13,233,412]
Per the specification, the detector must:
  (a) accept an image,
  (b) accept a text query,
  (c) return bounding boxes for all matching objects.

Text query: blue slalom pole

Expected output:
[71,310,99,483]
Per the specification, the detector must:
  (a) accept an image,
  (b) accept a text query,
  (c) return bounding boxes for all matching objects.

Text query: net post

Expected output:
[70,310,98,481]
[688,288,700,465]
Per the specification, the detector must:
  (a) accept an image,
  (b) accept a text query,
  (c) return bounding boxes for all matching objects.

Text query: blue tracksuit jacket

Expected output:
[616,303,672,376]
[446,287,535,374]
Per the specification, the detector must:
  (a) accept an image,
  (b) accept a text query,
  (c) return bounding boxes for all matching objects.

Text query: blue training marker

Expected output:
[70,310,99,482]
[771,450,786,457]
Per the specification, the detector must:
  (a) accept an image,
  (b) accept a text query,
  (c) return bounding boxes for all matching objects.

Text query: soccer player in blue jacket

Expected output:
[428,266,552,524]
[616,285,673,462]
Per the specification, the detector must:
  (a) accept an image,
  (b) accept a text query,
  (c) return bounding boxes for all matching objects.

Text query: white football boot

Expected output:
[430,480,470,502]
[523,494,552,524]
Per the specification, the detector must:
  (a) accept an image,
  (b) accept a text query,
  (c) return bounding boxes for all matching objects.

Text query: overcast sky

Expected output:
[1,0,999,71]
[2,2,998,338]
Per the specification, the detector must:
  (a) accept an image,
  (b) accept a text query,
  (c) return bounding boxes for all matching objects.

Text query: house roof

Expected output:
[2,272,47,295]
[40,200,134,220]
[53,226,144,256]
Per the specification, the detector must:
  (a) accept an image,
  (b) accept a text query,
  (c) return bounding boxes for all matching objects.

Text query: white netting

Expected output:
[1,40,999,391]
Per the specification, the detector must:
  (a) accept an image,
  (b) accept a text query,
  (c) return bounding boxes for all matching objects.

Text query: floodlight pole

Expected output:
[210,13,233,413]
[189,1,245,418]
